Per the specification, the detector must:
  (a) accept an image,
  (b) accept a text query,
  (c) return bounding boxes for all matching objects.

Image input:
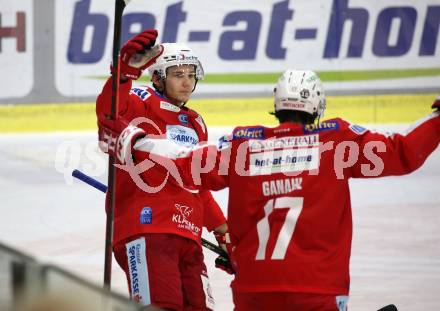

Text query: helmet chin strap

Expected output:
[192,79,199,93]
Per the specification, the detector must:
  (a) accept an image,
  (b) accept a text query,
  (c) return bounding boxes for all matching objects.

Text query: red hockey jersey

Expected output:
[96,78,225,246]
[134,112,440,295]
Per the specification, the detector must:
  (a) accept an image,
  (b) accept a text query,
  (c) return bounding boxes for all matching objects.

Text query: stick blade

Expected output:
[377,304,398,311]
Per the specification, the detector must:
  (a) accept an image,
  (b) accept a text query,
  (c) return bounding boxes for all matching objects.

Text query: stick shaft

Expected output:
[104,0,126,290]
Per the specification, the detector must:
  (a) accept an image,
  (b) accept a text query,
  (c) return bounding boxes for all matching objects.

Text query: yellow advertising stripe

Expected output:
[0,94,436,133]
[0,103,97,133]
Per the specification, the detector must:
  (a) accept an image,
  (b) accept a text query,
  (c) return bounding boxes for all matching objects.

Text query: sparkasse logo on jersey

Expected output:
[128,245,141,301]
[166,125,199,147]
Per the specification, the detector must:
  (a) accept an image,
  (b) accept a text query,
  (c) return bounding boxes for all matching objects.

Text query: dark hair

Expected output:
[270,110,316,125]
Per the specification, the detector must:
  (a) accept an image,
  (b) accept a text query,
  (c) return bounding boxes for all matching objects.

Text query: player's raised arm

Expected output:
[133,136,230,191]
[347,99,440,178]
[96,29,164,163]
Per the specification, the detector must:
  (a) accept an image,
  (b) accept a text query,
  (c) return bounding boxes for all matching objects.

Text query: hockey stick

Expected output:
[377,305,398,311]
[104,0,130,289]
[72,169,228,258]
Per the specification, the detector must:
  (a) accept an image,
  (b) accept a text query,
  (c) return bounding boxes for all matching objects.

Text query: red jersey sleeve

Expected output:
[200,190,226,231]
[338,113,440,178]
[96,77,148,124]
[187,143,230,190]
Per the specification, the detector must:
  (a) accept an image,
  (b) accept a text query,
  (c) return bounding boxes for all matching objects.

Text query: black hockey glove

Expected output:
[215,255,235,275]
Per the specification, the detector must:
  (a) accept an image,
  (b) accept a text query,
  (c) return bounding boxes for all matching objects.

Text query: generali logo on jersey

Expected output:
[248,134,319,152]
[172,203,201,236]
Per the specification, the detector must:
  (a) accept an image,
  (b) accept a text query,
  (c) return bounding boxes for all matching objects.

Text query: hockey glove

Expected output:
[215,255,235,275]
[114,29,163,80]
[214,230,234,249]
[432,96,440,111]
[98,117,145,164]
[213,230,235,274]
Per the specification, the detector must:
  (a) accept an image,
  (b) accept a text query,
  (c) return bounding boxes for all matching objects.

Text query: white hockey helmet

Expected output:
[147,43,204,80]
[274,70,326,118]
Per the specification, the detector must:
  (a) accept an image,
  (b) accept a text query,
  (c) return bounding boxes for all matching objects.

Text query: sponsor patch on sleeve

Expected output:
[349,124,367,135]
[130,88,152,101]
[303,121,339,133]
[218,134,232,150]
[233,127,265,140]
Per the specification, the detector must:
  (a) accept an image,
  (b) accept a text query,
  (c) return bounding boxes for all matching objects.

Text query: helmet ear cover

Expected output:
[273,70,326,119]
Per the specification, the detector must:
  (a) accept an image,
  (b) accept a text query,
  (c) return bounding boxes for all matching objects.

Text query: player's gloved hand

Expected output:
[98,117,145,163]
[432,96,440,111]
[215,255,235,275]
[213,230,235,274]
[115,29,163,80]
[214,231,233,254]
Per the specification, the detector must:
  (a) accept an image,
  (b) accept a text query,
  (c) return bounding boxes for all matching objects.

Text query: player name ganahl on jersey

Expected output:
[262,177,303,196]
[249,134,319,152]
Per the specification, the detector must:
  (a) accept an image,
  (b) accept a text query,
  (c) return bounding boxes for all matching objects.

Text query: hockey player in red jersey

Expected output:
[132,70,440,310]
[96,29,229,310]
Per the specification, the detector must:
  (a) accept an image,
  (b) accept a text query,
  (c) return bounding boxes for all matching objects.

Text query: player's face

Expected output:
[163,65,197,106]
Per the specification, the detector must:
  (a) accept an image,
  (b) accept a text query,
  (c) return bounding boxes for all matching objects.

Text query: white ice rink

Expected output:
[1,126,439,311]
